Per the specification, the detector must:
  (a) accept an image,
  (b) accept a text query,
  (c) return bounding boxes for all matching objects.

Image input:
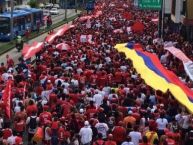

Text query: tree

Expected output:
[28,0,39,8]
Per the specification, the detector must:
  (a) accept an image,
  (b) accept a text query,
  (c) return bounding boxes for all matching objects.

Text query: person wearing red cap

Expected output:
[39,105,52,126]
[112,121,126,145]
[26,100,38,117]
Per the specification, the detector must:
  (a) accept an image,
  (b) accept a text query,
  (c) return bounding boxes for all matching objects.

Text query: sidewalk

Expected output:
[0,10,81,65]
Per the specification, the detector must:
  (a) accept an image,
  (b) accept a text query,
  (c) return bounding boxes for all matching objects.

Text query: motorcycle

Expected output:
[16,41,23,52]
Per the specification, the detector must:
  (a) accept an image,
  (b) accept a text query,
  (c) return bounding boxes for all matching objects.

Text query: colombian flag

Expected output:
[115,43,193,112]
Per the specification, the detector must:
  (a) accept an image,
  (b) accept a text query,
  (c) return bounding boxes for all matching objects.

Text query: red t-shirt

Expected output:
[39,111,52,125]
[90,74,98,85]
[58,127,71,141]
[26,104,38,116]
[86,108,98,118]
[112,126,126,143]
[14,120,25,132]
[105,141,117,145]
[98,75,107,88]
[114,71,122,83]
[3,128,12,139]
[51,121,59,130]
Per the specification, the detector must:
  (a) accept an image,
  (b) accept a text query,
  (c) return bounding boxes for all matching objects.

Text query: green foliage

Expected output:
[28,0,39,8]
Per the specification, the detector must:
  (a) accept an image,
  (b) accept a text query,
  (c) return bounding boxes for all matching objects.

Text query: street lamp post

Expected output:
[75,0,77,13]
[65,0,67,20]
[159,0,165,40]
[161,0,165,40]
[10,0,14,41]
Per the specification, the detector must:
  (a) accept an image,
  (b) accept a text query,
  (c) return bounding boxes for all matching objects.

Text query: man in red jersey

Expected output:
[112,121,126,145]
[39,105,52,125]
[58,124,71,145]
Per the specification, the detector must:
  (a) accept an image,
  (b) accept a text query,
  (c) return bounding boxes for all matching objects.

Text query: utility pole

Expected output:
[65,0,67,20]
[83,0,85,8]
[10,0,14,41]
[161,0,165,40]
[75,0,77,13]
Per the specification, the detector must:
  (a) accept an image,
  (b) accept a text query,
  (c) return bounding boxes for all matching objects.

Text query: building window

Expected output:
[172,0,176,15]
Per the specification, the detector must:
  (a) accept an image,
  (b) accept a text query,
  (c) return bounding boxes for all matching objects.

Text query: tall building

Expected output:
[0,0,25,12]
[171,0,193,41]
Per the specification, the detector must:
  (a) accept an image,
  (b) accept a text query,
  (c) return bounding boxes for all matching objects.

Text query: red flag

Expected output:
[123,12,132,20]
[132,21,145,32]
[2,80,12,119]
[56,43,71,51]
[23,42,44,60]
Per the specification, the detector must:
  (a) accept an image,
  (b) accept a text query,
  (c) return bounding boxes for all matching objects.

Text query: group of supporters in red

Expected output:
[0,0,193,145]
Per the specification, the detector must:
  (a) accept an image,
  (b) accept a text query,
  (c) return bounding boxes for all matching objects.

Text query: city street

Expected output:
[1,0,193,145]
[0,9,78,65]
[0,9,75,47]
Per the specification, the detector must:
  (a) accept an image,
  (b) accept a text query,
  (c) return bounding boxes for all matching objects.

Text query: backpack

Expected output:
[29,117,37,129]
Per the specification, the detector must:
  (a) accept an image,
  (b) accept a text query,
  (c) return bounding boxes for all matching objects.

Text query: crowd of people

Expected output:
[0,0,193,145]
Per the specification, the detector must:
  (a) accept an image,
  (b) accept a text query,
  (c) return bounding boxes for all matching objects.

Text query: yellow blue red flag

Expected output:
[115,43,193,112]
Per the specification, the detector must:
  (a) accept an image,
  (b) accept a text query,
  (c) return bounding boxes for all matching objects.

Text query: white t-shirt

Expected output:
[129,131,142,145]
[7,135,16,145]
[93,93,104,108]
[122,141,134,145]
[14,106,21,113]
[0,118,3,129]
[156,118,168,130]
[95,122,109,139]
[175,114,182,124]
[182,115,190,129]
[79,126,93,144]
[160,54,167,64]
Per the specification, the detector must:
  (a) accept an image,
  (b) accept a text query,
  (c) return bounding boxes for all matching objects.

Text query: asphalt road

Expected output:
[0,9,74,46]
[0,9,78,65]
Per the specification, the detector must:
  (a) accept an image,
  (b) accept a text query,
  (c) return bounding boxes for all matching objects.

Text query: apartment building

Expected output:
[171,0,193,41]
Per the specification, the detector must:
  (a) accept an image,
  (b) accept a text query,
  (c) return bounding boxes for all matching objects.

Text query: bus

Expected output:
[16,8,43,31]
[0,8,43,41]
[0,10,32,41]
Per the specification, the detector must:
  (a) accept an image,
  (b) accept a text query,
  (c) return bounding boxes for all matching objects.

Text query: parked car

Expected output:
[45,3,53,9]
[53,4,60,9]
[50,8,59,15]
